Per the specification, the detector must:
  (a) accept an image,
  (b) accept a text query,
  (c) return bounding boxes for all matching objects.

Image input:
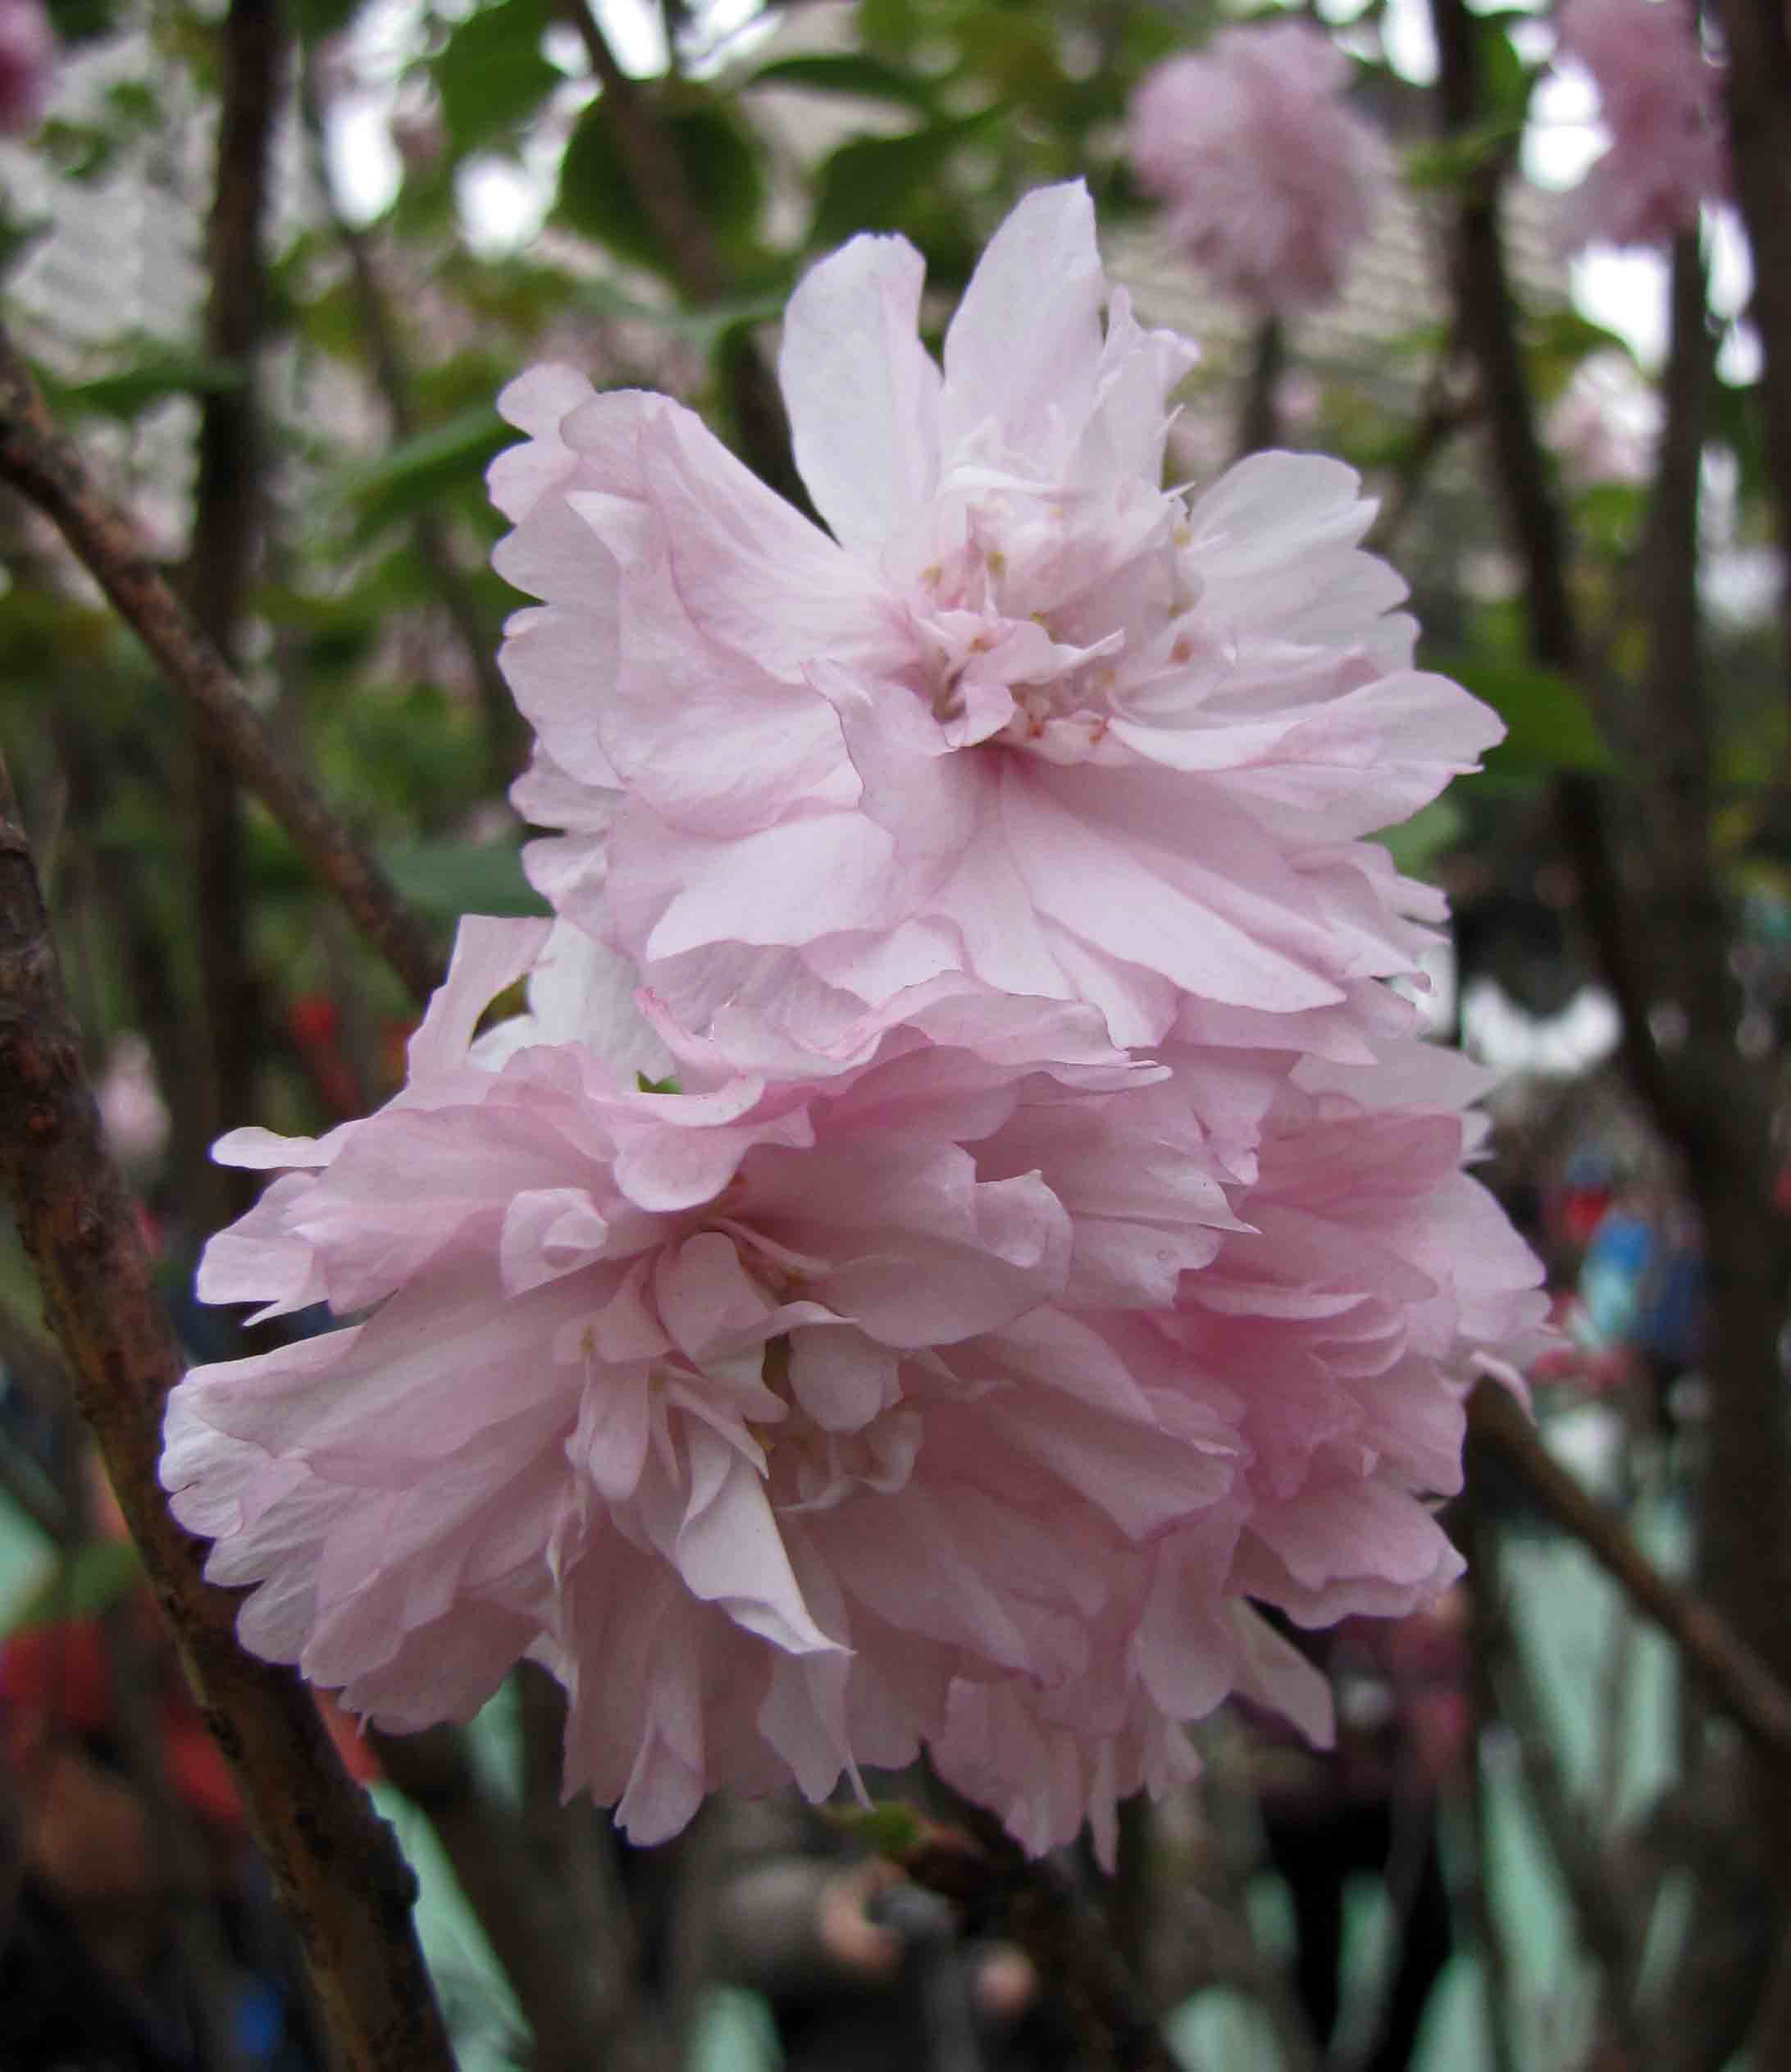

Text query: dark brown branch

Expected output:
[1469,1382,1791,1761]
[1706,0,1791,710]
[0,754,454,2072]
[1637,237,1725,1037]
[553,0,723,299]
[895,1814,1183,2072]
[551,0,806,509]
[1234,315,1284,460]
[1474,1547,1637,1999]
[1425,0,1694,1152]
[369,1722,630,2072]
[185,0,288,1228]
[1459,1481,1521,2072]
[0,328,444,1005]
[1365,378,1479,559]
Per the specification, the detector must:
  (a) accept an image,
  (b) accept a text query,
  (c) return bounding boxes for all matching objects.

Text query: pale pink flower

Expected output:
[97,1034,170,1171]
[1127,25,1393,313]
[162,916,1264,1843]
[492,182,1502,1053]
[0,0,53,135]
[1555,0,1728,247]
[1546,355,1659,486]
[930,1034,1547,1861]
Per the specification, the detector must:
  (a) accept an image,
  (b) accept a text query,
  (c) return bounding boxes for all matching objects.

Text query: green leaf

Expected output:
[577,277,788,353]
[1375,797,1466,877]
[636,1071,681,1094]
[45,0,121,45]
[1474,14,1537,124]
[7,1540,144,1633]
[1443,655,1611,776]
[1402,113,1524,193]
[293,0,367,49]
[827,1800,925,1855]
[1526,305,1638,406]
[556,91,765,278]
[379,840,546,921]
[1709,368,1765,502]
[809,109,998,250]
[44,350,244,420]
[744,52,941,112]
[332,405,512,541]
[434,0,563,154]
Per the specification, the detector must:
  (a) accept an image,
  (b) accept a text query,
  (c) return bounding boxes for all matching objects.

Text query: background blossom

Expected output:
[1127,24,1393,312]
[0,0,53,135]
[1554,0,1728,247]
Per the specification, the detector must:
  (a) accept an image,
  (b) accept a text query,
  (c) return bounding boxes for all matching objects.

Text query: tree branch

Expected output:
[895,1812,1183,2072]
[0,753,454,2072]
[1706,0,1791,711]
[1234,314,1284,460]
[1425,0,1697,1154]
[551,0,807,509]
[369,1722,634,2072]
[0,327,444,1004]
[184,0,288,1230]
[1468,1381,1791,1762]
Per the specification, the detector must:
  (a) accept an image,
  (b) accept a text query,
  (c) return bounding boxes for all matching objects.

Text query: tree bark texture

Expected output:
[0,755,454,2072]
[0,326,444,1005]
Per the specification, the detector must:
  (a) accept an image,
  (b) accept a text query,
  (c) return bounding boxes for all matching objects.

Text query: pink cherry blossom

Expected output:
[162,917,1268,1843]
[932,1035,1546,1860]
[493,181,1502,1052]
[0,0,53,135]
[162,180,1547,1865]
[1128,24,1393,313]
[1554,0,1728,248]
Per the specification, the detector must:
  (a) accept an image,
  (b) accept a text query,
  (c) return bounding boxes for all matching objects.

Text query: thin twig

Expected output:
[1364,377,1479,559]
[1479,1570,1636,2001]
[1706,0,1791,719]
[184,0,288,1230]
[1424,0,1701,1157]
[0,753,454,2072]
[896,1811,1184,2072]
[1235,314,1284,460]
[1469,1382,1791,1762]
[0,328,444,1004]
[369,1720,635,2072]
[552,0,808,509]
[1459,1485,1521,2072]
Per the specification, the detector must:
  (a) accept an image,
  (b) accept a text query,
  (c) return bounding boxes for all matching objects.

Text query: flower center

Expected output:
[903,485,1198,764]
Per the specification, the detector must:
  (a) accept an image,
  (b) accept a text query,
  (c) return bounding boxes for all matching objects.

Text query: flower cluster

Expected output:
[1554,0,1728,249]
[162,185,1544,1860]
[1127,23,1392,314]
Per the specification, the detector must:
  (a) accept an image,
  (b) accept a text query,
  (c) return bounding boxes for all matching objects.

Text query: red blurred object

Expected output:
[1554,1185,1615,1249]
[1,1604,379,1829]
[286,993,362,1120]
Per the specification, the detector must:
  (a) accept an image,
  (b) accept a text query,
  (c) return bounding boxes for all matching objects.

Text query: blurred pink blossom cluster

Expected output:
[1127,22,1392,313]
[162,185,1546,1860]
[0,0,53,135]
[1554,0,1728,248]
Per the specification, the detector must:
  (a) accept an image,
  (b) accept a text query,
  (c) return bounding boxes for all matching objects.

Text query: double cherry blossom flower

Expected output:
[163,182,1545,1858]
[494,184,1496,1052]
